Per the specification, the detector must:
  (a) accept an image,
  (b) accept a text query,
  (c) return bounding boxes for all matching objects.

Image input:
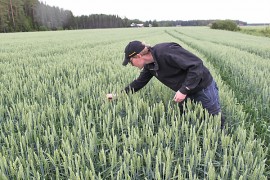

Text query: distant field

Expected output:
[240,25,270,37]
[0,27,269,179]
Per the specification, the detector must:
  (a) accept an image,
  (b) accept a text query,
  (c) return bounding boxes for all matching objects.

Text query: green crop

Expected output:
[0,27,268,179]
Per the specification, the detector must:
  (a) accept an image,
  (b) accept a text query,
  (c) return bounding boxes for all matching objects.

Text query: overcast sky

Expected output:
[42,0,269,23]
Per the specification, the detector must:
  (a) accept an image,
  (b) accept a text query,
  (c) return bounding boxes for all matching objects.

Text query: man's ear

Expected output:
[136,54,142,58]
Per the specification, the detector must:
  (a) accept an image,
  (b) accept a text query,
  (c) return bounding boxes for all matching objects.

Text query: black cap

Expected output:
[122,41,145,66]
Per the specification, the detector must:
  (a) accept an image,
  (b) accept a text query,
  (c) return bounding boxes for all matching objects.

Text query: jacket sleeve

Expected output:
[167,45,204,94]
[124,68,153,93]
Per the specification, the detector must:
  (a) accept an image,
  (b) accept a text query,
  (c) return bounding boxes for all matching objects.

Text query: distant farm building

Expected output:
[130,23,144,27]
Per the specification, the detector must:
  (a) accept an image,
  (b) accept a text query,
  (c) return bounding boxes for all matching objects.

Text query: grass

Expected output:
[240,26,270,38]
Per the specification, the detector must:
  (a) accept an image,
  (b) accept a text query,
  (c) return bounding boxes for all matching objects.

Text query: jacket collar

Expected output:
[145,49,159,71]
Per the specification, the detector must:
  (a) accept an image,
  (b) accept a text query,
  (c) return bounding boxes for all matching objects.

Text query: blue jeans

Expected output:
[189,80,221,115]
[179,80,225,128]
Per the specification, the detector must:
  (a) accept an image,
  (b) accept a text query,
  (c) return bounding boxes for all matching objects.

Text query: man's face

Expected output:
[129,54,144,69]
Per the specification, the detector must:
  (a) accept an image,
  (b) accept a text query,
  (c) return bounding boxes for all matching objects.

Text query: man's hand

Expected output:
[106,93,116,100]
[173,91,187,103]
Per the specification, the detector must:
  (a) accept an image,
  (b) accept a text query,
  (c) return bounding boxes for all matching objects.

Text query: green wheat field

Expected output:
[0,27,269,179]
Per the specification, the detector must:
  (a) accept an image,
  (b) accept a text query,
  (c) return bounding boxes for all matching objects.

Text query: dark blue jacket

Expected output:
[124,42,213,95]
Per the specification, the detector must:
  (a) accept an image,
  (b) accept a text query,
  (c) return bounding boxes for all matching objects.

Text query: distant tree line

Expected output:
[0,0,247,33]
[155,20,247,27]
[0,0,134,32]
